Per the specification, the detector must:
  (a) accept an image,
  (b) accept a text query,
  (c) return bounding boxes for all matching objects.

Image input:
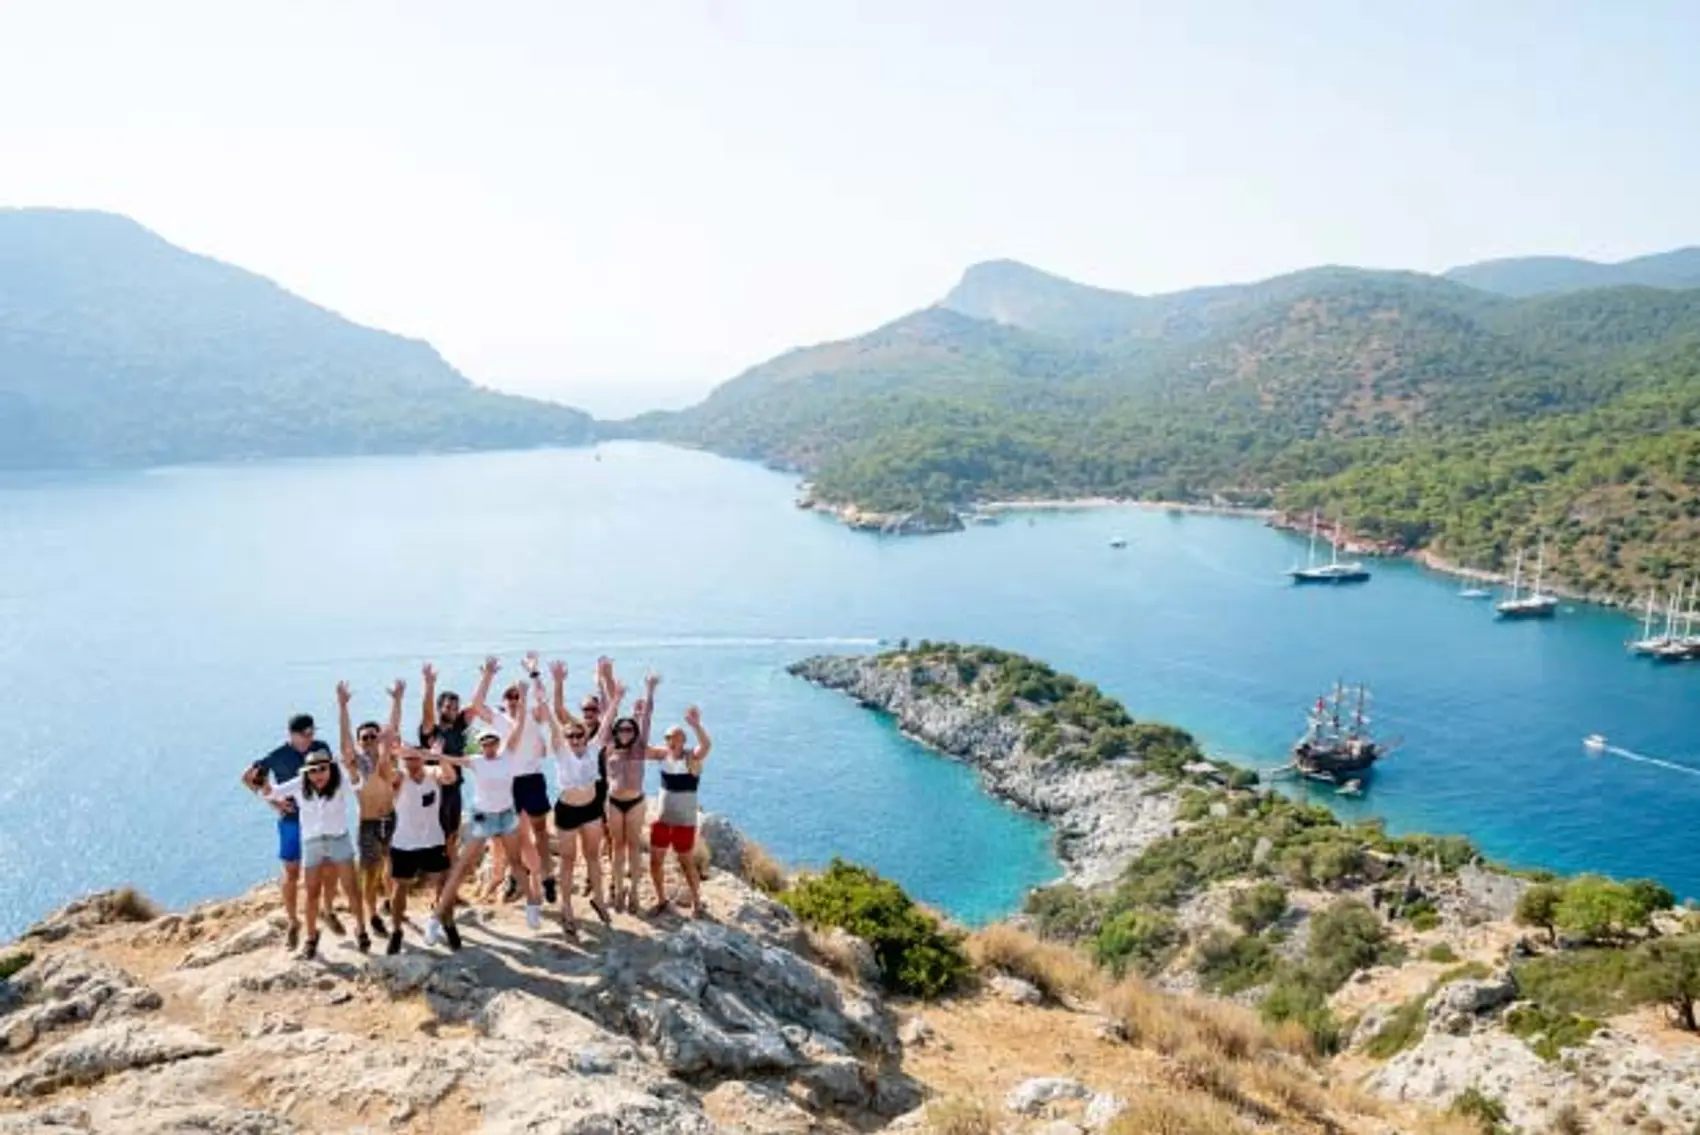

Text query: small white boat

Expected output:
[1335,779,1364,797]
[1109,537,1127,548]
[1583,734,1607,753]
[1458,586,1492,599]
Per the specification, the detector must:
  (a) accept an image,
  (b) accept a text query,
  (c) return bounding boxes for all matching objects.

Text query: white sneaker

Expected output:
[424,914,443,947]
[525,903,541,931]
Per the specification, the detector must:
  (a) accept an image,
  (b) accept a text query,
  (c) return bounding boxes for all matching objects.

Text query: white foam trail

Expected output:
[1601,745,1700,778]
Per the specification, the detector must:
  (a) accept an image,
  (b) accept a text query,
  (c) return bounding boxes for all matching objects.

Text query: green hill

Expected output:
[0,209,593,468]
[631,254,1700,597]
[1445,247,1700,297]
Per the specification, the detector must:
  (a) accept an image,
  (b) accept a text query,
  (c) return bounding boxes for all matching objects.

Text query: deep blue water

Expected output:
[1,442,1698,939]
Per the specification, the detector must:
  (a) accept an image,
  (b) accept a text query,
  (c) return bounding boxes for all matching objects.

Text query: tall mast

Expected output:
[1665,585,1680,640]
[1643,589,1657,639]
[1329,514,1341,568]
[1307,509,1318,569]
[1509,549,1524,602]
[1532,538,1546,596]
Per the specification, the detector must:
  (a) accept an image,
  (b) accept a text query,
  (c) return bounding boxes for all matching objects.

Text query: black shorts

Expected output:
[554,796,603,832]
[513,772,550,818]
[389,845,450,880]
[438,780,462,836]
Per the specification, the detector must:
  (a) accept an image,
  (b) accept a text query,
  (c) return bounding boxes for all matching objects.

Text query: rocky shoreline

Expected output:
[788,653,1186,890]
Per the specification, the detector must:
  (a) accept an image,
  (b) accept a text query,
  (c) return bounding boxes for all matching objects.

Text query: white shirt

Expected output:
[392,769,449,852]
[487,707,548,778]
[271,771,360,841]
[553,743,600,793]
[468,753,517,815]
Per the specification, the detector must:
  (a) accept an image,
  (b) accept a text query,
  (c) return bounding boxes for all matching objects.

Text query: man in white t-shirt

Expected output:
[384,730,458,954]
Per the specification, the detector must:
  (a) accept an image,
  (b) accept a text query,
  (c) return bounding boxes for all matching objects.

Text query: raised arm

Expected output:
[421,663,439,736]
[638,670,660,745]
[592,681,626,749]
[381,730,404,790]
[504,684,530,754]
[532,696,564,752]
[336,681,356,762]
[685,706,712,764]
[386,679,406,741]
[465,656,500,719]
[549,659,580,728]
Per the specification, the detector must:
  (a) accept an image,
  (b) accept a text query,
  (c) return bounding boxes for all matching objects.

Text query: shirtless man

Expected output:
[339,679,404,938]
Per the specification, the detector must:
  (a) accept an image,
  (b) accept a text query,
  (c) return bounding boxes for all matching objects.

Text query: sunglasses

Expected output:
[357,732,379,744]
[308,764,332,774]
[479,738,500,748]
[615,726,638,736]
[566,731,587,743]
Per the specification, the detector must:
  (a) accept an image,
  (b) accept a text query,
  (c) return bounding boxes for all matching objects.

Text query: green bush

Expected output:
[1092,910,1179,977]
[782,859,970,998]
[0,951,33,981]
[1259,977,1342,1055]
[1627,935,1700,1031]
[1513,947,1649,1018]
[1363,991,1431,1059]
[1193,930,1278,995]
[1449,1088,1510,1134]
[1424,942,1460,964]
[1228,882,1289,934]
[1514,883,1562,943]
[1023,883,1100,940]
[1307,900,1402,991]
[1504,1004,1601,1061]
[1555,875,1657,943]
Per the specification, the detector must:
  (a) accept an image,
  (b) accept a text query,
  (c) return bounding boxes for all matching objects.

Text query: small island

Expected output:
[793,642,1700,1131]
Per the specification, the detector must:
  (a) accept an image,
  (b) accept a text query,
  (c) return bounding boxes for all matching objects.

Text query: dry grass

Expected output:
[739,839,788,894]
[1105,1092,1255,1135]
[807,927,874,983]
[966,922,1103,1003]
[921,1094,997,1134]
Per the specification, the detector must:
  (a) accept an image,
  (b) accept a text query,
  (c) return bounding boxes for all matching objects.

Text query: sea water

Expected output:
[0,443,1696,938]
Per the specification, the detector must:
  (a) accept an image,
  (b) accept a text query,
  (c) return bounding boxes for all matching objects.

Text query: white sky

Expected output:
[3,1,1697,416]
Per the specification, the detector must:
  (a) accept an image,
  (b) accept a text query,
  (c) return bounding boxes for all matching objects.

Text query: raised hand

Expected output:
[335,681,352,706]
[684,705,702,727]
[522,651,540,675]
[388,679,406,701]
[422,662,438,685]
[481,656,500,677]
[645,669,661,689]
[548,659,567,684]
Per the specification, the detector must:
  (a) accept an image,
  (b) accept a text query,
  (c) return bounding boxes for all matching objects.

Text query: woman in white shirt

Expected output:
[531,670,622,938]
[264,744,369,959]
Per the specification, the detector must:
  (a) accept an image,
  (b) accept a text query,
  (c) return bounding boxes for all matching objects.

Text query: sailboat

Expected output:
[1289,511,1371,584]
[1652,581,1700,662]
[1628,586,1678,655]
[1291,683,1385,783]
[1495,540,1559,619]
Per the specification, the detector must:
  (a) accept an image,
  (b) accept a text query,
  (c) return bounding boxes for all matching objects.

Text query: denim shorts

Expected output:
[467,808,518,842]
[302,832,355,869]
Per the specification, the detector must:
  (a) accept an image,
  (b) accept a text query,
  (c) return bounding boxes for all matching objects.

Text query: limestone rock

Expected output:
[1084,1092,1126,1129]
[1006,1075,1091,1115]
[988,973,1044,1006]
[2,1021,219,1097]
[1425,971,1517,1036]
[698,811,745,875]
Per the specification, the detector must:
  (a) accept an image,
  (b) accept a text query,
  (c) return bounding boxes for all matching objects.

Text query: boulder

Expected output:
[1084,1092,1126,1129]
[698,812,745,875]
[2,1022,219,1097]
[1426,971,1517,1036]
[1006,1076,1092,1115]
[988,974,1044,1006]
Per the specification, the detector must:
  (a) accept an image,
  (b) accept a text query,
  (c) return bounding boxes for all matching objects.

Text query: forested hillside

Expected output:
[632,252,1700,598]
[1445,247,1700,297]
[0,209,593,468]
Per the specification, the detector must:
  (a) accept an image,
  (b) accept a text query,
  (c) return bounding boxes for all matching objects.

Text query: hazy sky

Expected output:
[3,1,1696,415]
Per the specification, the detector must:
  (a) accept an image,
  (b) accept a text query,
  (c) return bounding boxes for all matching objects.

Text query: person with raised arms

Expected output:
[341,679,404,939]
[381,727,458,953]
[532,662,621,937]
[431,684,544,947]
[241,710,340,949]
[494,653,555,905]
[601,667,660,914]
[418,659,498,866]
[260,687,370,958]
[647,706,712,919]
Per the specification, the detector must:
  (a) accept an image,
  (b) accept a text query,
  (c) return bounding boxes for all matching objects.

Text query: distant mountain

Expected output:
[1445,247,1700,297]
[0,209,592,469]
[632,253,1700,596]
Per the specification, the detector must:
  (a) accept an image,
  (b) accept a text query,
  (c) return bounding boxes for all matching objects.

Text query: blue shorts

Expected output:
[467,808,519,842]
[277,815,302,864]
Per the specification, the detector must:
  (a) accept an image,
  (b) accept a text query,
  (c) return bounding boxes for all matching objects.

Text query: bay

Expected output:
[0,442,1696,940]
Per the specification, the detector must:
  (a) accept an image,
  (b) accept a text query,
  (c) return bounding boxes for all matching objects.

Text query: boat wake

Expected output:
[1596,743,1700,778]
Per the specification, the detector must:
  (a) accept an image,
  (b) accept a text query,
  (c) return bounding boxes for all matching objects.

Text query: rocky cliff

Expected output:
[788,652,1185,888]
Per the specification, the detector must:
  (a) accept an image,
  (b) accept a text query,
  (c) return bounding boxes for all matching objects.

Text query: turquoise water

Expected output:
[2,443,1698,938]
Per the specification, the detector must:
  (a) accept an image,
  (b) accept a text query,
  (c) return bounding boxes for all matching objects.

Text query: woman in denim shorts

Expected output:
[263,748,369,958]
[431,717,542,948]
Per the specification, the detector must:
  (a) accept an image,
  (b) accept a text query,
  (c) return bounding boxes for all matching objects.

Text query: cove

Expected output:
[1,442,1697,939]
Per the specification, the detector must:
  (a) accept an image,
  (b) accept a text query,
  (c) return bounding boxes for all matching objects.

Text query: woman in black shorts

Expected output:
[533,669,621,937]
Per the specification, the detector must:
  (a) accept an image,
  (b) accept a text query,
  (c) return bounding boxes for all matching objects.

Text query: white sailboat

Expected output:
[1289,511,1371,584]
[1652,579,1700,661]
[1629,584,1680,655]
[1496,538,1558,619]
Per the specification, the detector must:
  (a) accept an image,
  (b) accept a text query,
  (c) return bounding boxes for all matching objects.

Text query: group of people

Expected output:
[240,654,712,959]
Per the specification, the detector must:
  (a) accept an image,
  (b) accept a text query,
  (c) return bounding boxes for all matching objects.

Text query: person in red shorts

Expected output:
[647,706,711,918]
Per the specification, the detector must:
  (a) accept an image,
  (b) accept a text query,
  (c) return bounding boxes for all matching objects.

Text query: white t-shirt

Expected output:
[271,771,360,841]
[391,769,449,852]
[553,743,600,793]
[487,707,548,778]
[468,753,517,815]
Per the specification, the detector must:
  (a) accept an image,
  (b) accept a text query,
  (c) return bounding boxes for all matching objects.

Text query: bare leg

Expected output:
[500,831,540,904]
[556,830,579,932]
[281,861,301,929]
[648,845,669,915]
[487,839,509,901]
[303,866,323,949]
[389,876,409,927]
[337,860,366,928]
[581,824,609,921]
[605,806,629,908]
[527,814,551,884]
[679,850,703,917]
[625,800,648,912]
[437,837,487,920]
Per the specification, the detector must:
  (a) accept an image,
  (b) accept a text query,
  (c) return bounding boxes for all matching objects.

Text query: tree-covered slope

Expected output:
[1446,247,1700,297]
[0,209,593,468]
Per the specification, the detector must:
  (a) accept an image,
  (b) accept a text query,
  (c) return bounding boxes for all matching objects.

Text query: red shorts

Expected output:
[650,822,696,853]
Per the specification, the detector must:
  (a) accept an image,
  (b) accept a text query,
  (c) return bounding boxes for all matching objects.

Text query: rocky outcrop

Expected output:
[788,654,1178,887]
[0,831,920,1134]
